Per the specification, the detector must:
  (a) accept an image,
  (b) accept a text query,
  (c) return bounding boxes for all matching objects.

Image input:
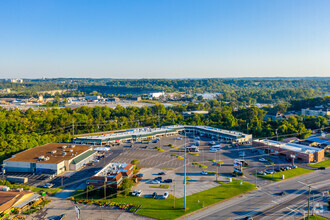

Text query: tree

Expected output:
[131,159,139,165]
[119,178,134,196]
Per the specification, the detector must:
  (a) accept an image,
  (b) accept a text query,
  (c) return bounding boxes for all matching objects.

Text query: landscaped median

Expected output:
[255,167,313,182]
[72,179,255,220]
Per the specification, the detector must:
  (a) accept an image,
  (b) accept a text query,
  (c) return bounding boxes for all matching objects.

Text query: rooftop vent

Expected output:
[62,152,66,156]
[62,145,67,149]
[51,150,57,154]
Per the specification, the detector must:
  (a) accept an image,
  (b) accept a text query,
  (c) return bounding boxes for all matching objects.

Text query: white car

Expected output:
[176,137,182,140]
[132,190,142,196]
[42,183,53,188]
[200,171,208,175]
[209,149,218,153]
[209,141,216,145]
[151,180,160,184]
[259,158,267,162]
[136,190,142,197]
[162,192,169,199]
[132,190,138,196]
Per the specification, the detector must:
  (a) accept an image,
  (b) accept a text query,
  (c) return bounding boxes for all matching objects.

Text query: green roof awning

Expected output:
[71,150,96,164]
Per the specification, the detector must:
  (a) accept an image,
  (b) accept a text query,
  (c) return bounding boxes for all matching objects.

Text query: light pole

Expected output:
[184,130,187,211]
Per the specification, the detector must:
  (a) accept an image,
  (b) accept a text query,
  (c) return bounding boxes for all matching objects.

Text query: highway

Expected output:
[184,169,330,220]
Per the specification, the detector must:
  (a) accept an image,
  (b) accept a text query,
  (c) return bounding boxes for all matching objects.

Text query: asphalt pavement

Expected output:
[183,168,330,220]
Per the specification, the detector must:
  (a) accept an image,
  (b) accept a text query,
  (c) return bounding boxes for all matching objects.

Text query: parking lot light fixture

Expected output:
[184,131,187,211]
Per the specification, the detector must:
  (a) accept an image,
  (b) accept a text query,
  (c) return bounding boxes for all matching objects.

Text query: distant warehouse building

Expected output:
[73,125,252,145]
[252,140,324,163]
[4,143,96,175]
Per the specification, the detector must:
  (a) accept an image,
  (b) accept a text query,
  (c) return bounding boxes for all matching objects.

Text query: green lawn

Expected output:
[74,179,255,220]
[150,184,171,189]
[300,215,329,220]
[256,167,313,181]
[308,158,330,168]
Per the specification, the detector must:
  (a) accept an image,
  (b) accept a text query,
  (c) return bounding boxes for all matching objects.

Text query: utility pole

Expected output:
[158,110,160,127]
[308,185,311,219]
[1,164,5,181]
[104,176,107,200]
[72,119,75,138]
[184,131,187,211]
[173,179,176,209]
[272,163,274,180]
[255,170,257,187]
[275,129,278,142]
[246,123,249,134]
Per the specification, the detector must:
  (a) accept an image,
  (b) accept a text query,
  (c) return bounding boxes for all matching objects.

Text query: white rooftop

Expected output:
[95,162,129,178]
[257,139,323,154]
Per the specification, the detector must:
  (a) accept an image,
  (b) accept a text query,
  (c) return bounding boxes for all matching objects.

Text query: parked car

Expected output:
[257,171,264,175]
[209,141,216,145]
[158,172,166,175]
[155,177,162,181]
[279,191,286,196]
[136,173,143,178]
[280,167,287,171]
[318,167,326,170]
[151,180,160,184]
[42,183,53,188]
[200,171,208,175]
[163,179,173,183]
[290,165,298,169]
[259,158,267,162]
[132,190,138,196]
[265,170,274,174]
[275,168,281,172]
[176,137,182,140]
[162,192,169,199]
[152,192,157,198]
[136,190,142,197]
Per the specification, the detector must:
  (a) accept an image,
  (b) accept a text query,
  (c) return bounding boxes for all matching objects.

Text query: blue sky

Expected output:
[1,0,330,78]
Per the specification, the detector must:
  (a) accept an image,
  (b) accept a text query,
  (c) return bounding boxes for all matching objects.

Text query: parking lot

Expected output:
[2,132,310,194]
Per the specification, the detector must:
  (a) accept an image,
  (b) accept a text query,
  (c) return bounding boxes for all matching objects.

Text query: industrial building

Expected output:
[73,125,252,145]
[252,139,324,163]
[4,143,96,175]
[88,162,134,188]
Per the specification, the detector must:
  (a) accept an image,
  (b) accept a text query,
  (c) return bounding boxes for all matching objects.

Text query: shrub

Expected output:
[131,159,139,165]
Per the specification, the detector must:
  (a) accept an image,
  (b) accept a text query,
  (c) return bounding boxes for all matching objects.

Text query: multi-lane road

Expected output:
[184,169,330,220]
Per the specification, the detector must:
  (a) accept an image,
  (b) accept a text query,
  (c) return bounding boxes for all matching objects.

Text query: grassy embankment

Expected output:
[256,167,313,182]
[73,179,255,220]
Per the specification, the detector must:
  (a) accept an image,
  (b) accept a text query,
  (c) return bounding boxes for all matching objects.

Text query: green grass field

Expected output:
[256,167,313,181]
[301,215,329,220]
[308,158,330,168]
[74,179,255,220]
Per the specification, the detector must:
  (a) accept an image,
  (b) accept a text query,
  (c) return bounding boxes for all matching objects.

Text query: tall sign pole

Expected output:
[184,130,187,211]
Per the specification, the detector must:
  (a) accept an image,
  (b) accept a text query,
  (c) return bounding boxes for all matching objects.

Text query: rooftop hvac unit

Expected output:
[62,145,67,149]
[51,150,57,154]
[38,156,45,160]
[44,157,50,161]
[69,149,73,152]
[62,152,66,156]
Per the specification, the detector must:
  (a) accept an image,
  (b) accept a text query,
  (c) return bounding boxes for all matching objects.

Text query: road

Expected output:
[184,169,330,220]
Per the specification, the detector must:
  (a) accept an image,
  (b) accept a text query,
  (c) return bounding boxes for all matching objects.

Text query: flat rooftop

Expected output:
[255,139,323,154]
[5,143,92,164]
[95,162,131,178]
[75,125,249,142]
